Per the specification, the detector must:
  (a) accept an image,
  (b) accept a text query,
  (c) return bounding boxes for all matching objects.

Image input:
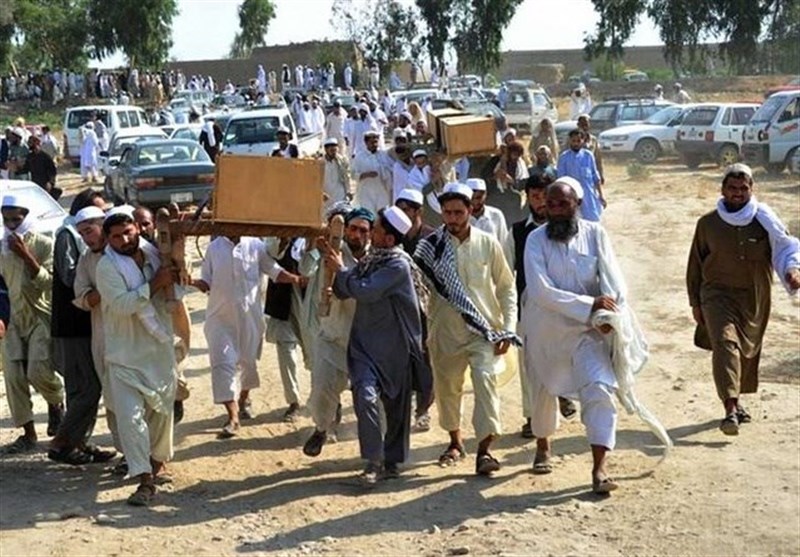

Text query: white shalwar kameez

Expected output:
[522,220,620,449]
[202,237,283,404]
[351,148,392,215]
[95,248,176,478]
[471,205,509,251]
[80,127,99,179]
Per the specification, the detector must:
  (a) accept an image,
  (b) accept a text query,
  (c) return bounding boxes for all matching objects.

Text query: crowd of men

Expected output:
[0,58,798,510]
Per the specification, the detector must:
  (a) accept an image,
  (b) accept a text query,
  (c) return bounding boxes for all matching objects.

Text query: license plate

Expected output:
[170,192,192,203]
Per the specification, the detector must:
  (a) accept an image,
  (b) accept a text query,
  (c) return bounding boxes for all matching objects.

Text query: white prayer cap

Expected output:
[323,137,339,147]
[392,128,408,140]
[552,176,584,201]
[1,193,26,208]
[277,126,291,135]
[439,182,473,203]
[466,178,486,192]
[357,102,369,112]
[75,206,105,225]
[412,149,428,159]
[104,204,135,220]
[382,205,412,235]
[363,130,379,139]
[396,188,424,206]
[724,162,753,179]
[502,128,517,139]
[11,126,25,137]
[400,111,413,120]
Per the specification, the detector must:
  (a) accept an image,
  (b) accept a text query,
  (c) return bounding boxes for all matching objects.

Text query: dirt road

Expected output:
[1,159,798,556]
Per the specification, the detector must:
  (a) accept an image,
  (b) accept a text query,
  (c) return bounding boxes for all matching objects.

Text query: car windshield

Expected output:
[532,92,550,107]
[1,185,65,221]
[750,95,788,123]
[111,135,164,155]
[506,91,529,106]
[224,116,281,145]
[644,106,682,125]
[135,143,209,165]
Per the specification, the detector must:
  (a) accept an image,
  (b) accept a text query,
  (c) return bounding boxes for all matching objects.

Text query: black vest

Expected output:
[51,230,92,338]
[264,239,301,320]
[511,218,541,319]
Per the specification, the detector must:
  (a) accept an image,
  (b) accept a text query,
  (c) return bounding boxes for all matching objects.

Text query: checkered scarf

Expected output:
[355,246,430,313]
[414,226,521,346]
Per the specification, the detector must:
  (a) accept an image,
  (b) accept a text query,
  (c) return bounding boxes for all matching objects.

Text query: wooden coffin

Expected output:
[214,154,324,227]
[439,115,497,156]
[426,107,467,145]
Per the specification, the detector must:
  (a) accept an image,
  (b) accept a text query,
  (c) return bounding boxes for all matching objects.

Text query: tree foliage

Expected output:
[331,0,422,80]
[415,0,453,72]
[449,0,523,75]
[87,0,177,68]
[229,0,276,59]
[587,0,800,76]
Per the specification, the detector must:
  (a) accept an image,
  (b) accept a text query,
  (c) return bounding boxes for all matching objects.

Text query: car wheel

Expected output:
[634,139,661,164]
[683,154,702,169]
[717,144,739,167]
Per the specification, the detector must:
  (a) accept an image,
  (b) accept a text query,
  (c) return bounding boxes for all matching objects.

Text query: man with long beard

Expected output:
[522,177,628,494]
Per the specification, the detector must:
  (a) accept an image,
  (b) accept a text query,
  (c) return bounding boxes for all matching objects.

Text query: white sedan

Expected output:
[598,104,695,163]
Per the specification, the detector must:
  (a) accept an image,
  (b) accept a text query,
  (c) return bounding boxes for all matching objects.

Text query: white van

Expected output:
[63,105,149,164]
[742,89,800,173]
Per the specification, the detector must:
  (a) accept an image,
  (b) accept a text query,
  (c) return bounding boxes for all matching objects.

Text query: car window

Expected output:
[128,111,141,127]
[721,108,731,126]
[111,135,164,155]
[224,117,281,145]
[135,143,210,165]
[732,107,755,125]
[644,106,681,125]
[777,98,799,122]
[620,105,640,120]
[118,111,130,128]
[67,109,109,129]
[283,116,292,129]
[590,104,617,121]
[507,91,529,105]
[641,105,663,119]
[532,92,550,107]
[682,108,718,126]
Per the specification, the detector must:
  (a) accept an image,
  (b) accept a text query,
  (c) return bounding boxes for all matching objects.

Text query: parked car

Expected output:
[391,88,442,107]
[220,107,322,157]
[504,87,559,133]
[99,127,168,175]
[555,98,675,146]
[172,89,213,107]
[675,102,760,168]
[599,104,695,163]
[622,71,649,82]
[105,139,215,208]
[675,103,758,168]
[63,105,149,165]
[211,93,249,111]
[742,89,799,173]
[0,180,67,238]
[764,77,800,98]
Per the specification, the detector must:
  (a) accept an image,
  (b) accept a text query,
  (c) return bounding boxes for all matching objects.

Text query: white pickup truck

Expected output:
[219,107,322,157]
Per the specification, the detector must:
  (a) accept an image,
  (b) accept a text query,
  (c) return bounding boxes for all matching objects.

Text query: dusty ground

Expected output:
[1,154,799,555]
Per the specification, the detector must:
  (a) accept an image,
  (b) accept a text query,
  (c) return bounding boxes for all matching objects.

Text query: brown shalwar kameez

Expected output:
[687,211,772,401]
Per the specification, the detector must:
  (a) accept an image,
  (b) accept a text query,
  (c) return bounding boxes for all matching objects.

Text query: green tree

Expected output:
[583,0,647,80]
[648,0,716,76]
[450,0,523,75]
[229,0,276,59]
[88,0,178,68]
[331,0,421,82]
[416,0,453,71]
[762,0,800,73]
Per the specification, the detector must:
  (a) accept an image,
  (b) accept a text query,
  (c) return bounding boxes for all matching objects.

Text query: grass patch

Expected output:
[626,161,652,180]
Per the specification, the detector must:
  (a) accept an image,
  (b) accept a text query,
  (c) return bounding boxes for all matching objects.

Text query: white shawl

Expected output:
[591,235,673,456]
[716,196,800,295]
[1,215,35,255]
[104,238,171,343]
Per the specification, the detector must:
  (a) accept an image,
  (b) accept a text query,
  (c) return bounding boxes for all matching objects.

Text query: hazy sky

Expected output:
[98,0,664,67]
